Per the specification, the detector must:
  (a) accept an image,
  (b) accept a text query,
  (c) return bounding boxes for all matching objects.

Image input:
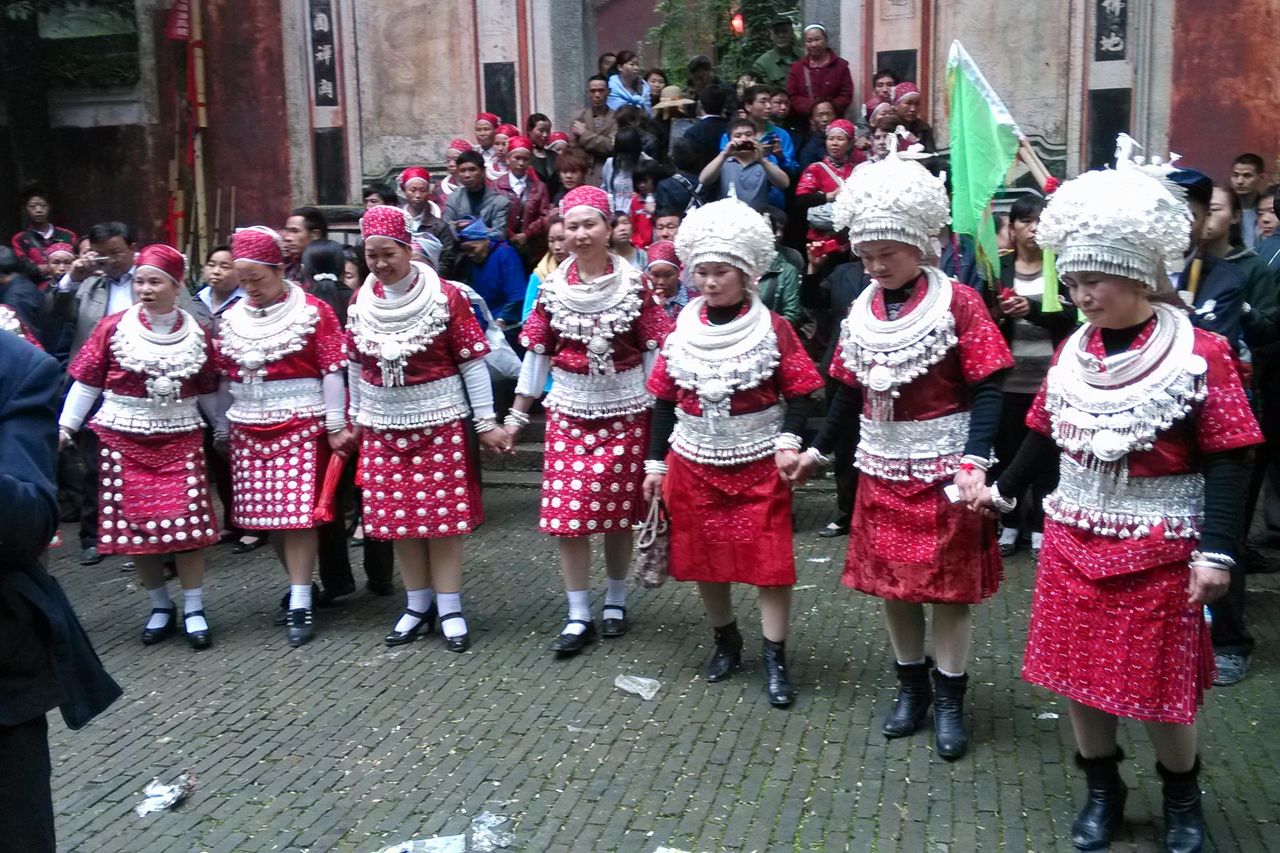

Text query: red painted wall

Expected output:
[595,0,662,64]
[203,0,292,227]
[1169,0,1280,181]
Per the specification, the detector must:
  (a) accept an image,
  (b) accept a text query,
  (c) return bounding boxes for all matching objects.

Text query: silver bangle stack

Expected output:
[989,482,1017,513]
[643,460,669,476]
[1190,550,1235,572]
[503,409,530,430]
[774,432,803,452]
[474,416,499,434]
[804,446,830,467]
[961,453,991,471]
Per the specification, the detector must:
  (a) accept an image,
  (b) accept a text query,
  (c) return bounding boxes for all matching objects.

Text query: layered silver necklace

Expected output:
[663,295,779,419]
[1047,302,1206,469]
[349,261,449,387]
[542,254,645,374]
[112,303,207,404]
[219,283,319,383]
[838,265,957,420]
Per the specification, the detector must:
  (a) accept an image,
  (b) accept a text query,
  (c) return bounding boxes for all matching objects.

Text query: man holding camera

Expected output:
[698,118,791,212]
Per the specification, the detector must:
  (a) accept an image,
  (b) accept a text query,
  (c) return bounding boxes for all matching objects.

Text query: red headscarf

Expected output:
[476,112,500,128]
[547,131,570,148]
[826,119,856,138]
[645,240,681,271]
[892,82,920,104]
[560,186,611,221]
[360,205,412,246]
[231,226,284,266]
[399,166,431,188]
[46,242,75,259]
[506,135,532,154]
[447,138,474,154]
[495,123,519,138]
[135,244,185,285]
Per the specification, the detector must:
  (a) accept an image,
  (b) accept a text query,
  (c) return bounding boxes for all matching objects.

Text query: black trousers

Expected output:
[316,454,393,592]
[77,429,99,549]
[993,392,1056,534]
[0,715,54,853]
[825,378,859,523]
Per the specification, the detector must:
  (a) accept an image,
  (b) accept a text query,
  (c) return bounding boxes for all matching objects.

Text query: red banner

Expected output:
[166,0,191,41]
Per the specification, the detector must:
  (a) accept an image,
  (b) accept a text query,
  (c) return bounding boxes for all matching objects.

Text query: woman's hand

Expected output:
[953,467,986,503]
[58,427,74,451]
[328,427,357,455]
[775,449,800,483]
[501,424,522,454]
[642,473,665,503]
[999,295,1030,318]
[1188,563,1231,605]
[791,452,819,487]
[965,484,998,518]
[479,429,511,455]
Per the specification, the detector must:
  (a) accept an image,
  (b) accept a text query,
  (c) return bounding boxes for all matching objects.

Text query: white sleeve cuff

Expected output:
[459,357,496,421]
[58,382,102,432]
[514,352,552,399]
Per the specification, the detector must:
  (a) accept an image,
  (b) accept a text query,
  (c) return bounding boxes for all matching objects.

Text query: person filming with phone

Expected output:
[699,118,790,212]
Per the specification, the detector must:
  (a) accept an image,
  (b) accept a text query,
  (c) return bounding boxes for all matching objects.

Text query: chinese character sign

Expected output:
[310,0,338,107]
[1095,0,1127,62]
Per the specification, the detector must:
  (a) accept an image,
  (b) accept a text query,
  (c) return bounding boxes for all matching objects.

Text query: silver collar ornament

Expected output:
[663,295,779,420]
[540,254,646,375]
[219,283,319,383]
[113,303,208,404]
[349,261,450,387]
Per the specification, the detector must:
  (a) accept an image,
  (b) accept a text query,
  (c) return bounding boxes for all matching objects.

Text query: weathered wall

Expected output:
[594,0,660,62]
[1169,0,1280,180]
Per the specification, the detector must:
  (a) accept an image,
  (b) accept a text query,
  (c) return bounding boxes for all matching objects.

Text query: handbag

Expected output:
[631,496,671,589]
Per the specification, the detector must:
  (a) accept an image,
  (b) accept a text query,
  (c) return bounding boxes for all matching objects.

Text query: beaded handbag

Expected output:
[631,497,670,589]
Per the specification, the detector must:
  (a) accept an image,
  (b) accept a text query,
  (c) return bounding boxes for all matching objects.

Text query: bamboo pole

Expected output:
[213,187,222,246]
[190,0,210,265]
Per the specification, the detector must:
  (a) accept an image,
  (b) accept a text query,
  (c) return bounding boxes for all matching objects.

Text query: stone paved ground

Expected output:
[46,488,1280,852]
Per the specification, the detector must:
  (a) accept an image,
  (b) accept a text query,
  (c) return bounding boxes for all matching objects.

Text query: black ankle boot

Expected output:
[1071,749,1127,850]
[761,638,794,707]
[705,621,743,683]
[931,670,969,760]
[1158,758,1205,853]
[882,658,933,738]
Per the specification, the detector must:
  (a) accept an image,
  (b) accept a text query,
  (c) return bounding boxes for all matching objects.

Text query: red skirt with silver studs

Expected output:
[229,416,328,531]
[359,421,483,539]
[538,410,649,536]
[91,425,219,555]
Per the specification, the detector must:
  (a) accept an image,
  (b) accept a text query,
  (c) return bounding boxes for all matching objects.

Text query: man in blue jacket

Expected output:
[0,332,120,851]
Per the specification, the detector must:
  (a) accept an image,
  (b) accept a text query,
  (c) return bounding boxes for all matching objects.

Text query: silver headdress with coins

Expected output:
[831,130,950,255]
[1036,133,1192,292]
[674,195,777,284]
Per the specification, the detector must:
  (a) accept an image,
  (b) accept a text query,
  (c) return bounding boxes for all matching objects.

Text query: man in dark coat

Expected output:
[0,332,121,851]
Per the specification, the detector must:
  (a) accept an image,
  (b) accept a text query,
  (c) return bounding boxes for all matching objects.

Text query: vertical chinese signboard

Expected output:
[307,0,345,203]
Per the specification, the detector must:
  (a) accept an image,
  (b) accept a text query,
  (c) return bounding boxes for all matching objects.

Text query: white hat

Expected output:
[1037,134,1192,291]
[831,134,949,255]
[674,196,777,281]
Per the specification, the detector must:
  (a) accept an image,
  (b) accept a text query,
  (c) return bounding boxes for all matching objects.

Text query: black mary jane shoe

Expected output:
[182,610,213,650]
[274,583,322,626]
[550,619,597,657]
[438,612,471,653]
[601,606,628,638]
[232,535,268,555]
[817,522,850,539]
[383,604,438,647]
[142,607,178,645]
[286,608,315,647]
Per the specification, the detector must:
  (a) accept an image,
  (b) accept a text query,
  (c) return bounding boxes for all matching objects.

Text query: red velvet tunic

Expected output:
[520,258,671,536]
[70,310,220,555]
[348,282,491,539]
[1021,325,1262,724]
[649,311,823,586]
[795,157,858,248]
[829,278,1014,603]
[214,292,347,531]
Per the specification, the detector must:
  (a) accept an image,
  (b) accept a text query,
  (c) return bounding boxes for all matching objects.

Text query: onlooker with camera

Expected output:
[698,119,790,212]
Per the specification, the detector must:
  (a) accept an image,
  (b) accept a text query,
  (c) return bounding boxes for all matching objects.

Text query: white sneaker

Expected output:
[998,527,1019,556]
[1030,532,1044,559]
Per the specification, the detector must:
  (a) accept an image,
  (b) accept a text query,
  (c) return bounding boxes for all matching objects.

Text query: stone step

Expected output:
[480,441,545,472]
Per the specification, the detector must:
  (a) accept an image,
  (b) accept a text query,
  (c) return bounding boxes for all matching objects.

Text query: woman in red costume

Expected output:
[214,226,352,647]
[348,206,509,651]
[58,244,220,649]
[795,144,1014,760]
[505,185,671,657]
[642,197,823,706]
[974,140,1263,853]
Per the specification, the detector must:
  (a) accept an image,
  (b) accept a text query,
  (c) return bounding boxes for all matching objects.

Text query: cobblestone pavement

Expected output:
[46,488,1280,853]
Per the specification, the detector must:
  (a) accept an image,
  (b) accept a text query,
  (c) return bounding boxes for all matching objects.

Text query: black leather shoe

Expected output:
[182,610,212,650]
[81,546,103,566]
[601,606,628,638]
[883,658,933,738]
[1159,759,1205,853]
[274,583,322,626]
[316,582,356,607]
[705,621,743,682]
[817,522,850,538]
[438,612,470,652]
[286,608,314,647]
[232,535,268,554]
[142,607,177,645]
[550,619,597,657]
[1072,749,1127,851]
[384,604,438,647]
[932,670,970,761]
[366,579,395,596]
[761,638,795,707]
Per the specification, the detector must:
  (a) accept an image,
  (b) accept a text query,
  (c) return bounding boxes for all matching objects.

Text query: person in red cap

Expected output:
[45,242,76,283]
[505,185,672,657]
[474,112,501,168]
[439,138,474,200]
[796,118,863,254]
[493,135,551,268]
[57,244,221,650]
[348,206,509,651]
[399,166,458,278]
[546,130,570,153]
[893,82,936,153]
[644,240,689,319]
[213,226,353,647]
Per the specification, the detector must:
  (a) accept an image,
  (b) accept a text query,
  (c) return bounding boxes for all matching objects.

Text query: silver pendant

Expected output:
[1089,428,1129,462]
[588,335,610,355]
[867,364,893,393]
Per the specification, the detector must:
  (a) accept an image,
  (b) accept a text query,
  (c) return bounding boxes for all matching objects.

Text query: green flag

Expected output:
[946,41,1020,290]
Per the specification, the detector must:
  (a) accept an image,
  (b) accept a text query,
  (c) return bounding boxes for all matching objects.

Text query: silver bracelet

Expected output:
[989,482,1017,513]
[774,432,803,452]
[961,454,991,471]
[804,446,831,467]
[325,414,348,434]
[474,416,499,434]
[1191,550,1235,572]
[503,409,530,430]
[643,460,669,475]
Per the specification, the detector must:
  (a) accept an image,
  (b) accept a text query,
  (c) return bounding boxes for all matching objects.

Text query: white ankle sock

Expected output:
[563,589,591,634]
[998,526,1018,545]
[897,657,927,667]
[146,587,173,630]
[937,667,965,678]
[603,578,626,620]
[182,588,207,632]
[289,583,313,610]
[437,591,466,638]
[394,588,435,633]
[1030,531,1044,549]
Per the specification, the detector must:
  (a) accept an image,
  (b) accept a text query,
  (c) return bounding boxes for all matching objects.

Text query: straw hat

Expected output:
[655,85,694,114]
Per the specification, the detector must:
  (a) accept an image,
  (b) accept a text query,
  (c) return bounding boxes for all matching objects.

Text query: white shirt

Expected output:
[60,267,136,313]
[508,173,527,199]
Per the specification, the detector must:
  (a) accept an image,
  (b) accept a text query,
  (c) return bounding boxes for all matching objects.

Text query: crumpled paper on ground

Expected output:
[372,811,514,853]
[614,674,661,700]
[133,770,196,816]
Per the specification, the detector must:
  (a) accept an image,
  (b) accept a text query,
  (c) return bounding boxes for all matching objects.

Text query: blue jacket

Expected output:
[0,334,121,729]
[459,240,527,327]
[606,75,652,116]
[1176,250,1245,351]
[718,121,798,173]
